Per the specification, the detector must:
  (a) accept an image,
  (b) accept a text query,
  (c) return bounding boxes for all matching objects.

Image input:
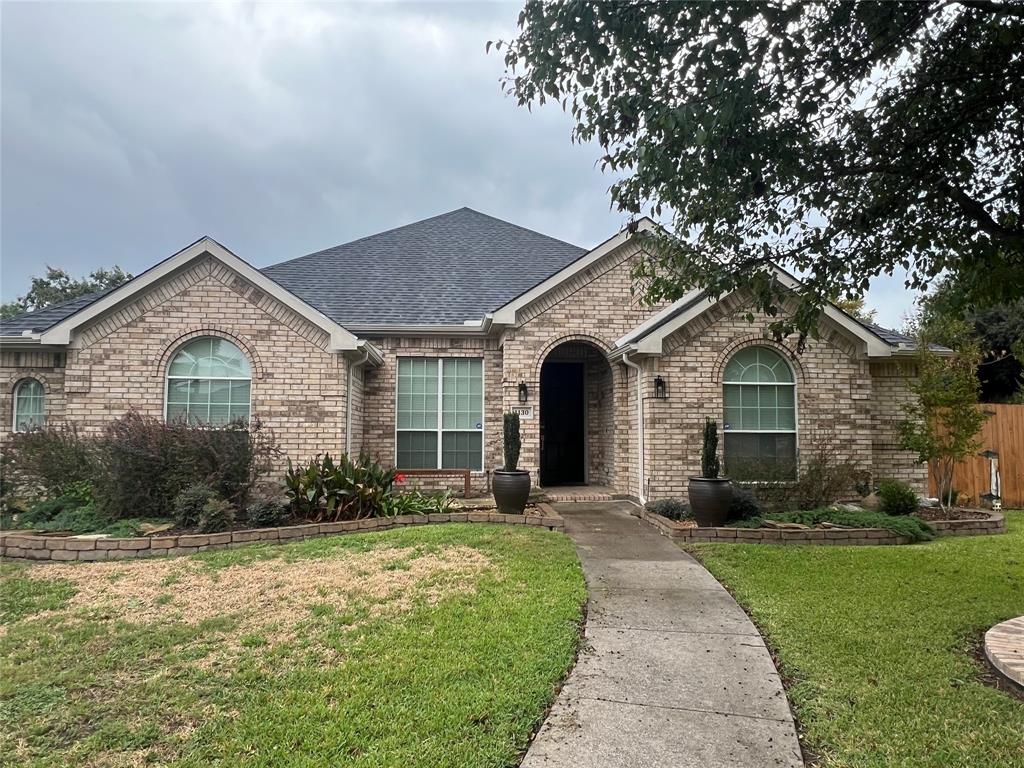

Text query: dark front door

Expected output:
[540,361,585,486]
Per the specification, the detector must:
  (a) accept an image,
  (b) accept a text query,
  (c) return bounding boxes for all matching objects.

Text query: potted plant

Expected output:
[688,418,733,526]
[493,412,531,514]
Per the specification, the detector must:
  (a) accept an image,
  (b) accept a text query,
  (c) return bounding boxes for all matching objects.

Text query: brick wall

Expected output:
[359,335,503,495]
[1,257,351,467]
[646,293,876,500]
[500,242,668,495]
[1,349,68,433]
[869,360,928,491]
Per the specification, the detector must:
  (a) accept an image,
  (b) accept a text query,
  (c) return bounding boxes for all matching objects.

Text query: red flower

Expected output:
[395,473,406,484]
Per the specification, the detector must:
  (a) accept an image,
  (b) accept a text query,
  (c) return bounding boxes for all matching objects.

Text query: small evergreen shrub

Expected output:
[728,487,762,520]
[246,498,287,528]
[197,498,235,533]
[725,507,934,542]
[173,485,218,528]
[700,419,720,479]
[503,412,522,471]
[877,478,919,516]
[645,498,692,521]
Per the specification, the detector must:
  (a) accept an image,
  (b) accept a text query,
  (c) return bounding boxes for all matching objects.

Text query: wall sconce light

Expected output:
[518,381,529,403]
[653,375,667,399]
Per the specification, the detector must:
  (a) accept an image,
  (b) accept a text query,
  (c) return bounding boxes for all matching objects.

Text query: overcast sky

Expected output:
[1,1,916,328]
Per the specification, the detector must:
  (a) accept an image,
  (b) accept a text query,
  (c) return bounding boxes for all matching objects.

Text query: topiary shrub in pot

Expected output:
[492,412,531,514]
[688,418,733,527]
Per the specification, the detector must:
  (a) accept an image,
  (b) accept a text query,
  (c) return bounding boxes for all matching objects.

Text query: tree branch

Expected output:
[944,183,1024,246]
[956,0,1024,18]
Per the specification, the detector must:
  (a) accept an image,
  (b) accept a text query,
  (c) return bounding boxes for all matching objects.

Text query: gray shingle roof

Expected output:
[0,289,113,336]
[261,208,588,326]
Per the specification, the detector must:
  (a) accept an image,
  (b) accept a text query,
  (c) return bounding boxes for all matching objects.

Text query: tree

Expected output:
[495,1,1024,345]
[832,296,878,325]
[915,277,1024,401]
[0,266,132,319]
[897,322,989,509]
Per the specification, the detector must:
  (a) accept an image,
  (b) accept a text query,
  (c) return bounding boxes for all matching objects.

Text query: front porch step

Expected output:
[539,485,619,503]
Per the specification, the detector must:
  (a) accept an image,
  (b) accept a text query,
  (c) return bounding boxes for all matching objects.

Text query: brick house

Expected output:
[0,208,927,502]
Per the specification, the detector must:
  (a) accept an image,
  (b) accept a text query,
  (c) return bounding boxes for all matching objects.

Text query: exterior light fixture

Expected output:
[518,381,529,403]
[653,375,667,399]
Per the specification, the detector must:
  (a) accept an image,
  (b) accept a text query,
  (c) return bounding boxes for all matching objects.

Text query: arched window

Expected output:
[722,346,796,480]
[165,337,251,426]
[13,378,45,432]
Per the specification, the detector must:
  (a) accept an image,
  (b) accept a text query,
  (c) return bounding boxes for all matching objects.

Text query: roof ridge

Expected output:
[262,207,585,273]
[263,208,478,272]
[453,207,587,251]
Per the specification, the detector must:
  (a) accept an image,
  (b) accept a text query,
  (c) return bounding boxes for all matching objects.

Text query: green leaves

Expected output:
[495,0,1024,340]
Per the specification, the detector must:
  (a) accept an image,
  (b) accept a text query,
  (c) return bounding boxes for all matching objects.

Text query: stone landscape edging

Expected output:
[0,504,565,563]
[636,507,1005,545]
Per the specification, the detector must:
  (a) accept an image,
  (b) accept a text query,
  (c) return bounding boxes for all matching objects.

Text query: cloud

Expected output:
[0,1,914,328]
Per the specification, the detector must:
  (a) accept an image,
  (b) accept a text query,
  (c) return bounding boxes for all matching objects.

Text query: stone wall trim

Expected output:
[0,511,565,562]
[636,507,1005,545]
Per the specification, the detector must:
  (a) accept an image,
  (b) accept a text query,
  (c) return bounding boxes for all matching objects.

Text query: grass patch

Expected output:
[0,524,585,767]
[688,511,1024,768]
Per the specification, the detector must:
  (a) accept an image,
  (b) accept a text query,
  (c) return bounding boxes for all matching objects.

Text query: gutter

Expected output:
[345,343,372,456]
[620,349,647,504]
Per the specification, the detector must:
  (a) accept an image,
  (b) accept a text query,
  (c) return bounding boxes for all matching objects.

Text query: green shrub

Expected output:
[283,452,398,521]
[728,487,761,520]
[645,498,691,521]
[379,490,456,517]
[727,507,934,542]
[246,498,287,528]
[503,412,522,471]
[700,419,720,479]
[877,478,919,516]
[197,498,235,533]
[173,485,217,528]
[17,493,93,528]
[744,429,867,510]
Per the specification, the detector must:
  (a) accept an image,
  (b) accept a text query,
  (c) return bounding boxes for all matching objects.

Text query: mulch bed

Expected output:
[913,507,993,522]
[20,501,541,539]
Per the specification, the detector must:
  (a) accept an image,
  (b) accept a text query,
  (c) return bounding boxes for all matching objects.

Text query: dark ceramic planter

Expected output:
[688,477,733,527]
[493,469,531,514]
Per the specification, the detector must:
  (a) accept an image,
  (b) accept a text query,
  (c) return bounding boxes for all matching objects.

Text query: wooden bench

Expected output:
[397,468,472,498]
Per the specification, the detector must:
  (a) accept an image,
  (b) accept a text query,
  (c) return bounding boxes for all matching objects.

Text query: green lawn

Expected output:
[688,511,1024,768]
[0,524,586,768]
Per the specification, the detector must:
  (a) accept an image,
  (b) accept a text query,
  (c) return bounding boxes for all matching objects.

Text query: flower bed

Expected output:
[637,505,1004,545]
[0,503,565,562]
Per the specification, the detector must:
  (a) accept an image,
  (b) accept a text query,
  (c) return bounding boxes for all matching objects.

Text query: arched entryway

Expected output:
[539,340,615,487]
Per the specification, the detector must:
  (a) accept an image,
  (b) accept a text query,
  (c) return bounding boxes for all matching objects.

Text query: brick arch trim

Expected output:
[711,336,806,385]
[532,333,614,380]
[154,328,265,379]
[6,372,54,394]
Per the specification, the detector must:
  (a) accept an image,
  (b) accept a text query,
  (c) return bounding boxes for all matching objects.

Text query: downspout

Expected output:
[621,350,646,504]
[345,346,371,456]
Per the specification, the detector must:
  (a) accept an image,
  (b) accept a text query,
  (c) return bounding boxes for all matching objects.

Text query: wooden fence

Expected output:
[928,403,1024,507]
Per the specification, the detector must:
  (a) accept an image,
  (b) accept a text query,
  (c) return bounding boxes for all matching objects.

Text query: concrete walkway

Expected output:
[522,501,802,768]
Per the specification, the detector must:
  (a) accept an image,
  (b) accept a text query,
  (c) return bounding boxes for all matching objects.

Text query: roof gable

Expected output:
[33,237,363,352]
[613,266,916,358]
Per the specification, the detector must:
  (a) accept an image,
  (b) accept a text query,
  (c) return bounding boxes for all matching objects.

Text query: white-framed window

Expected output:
[12,378,45,432]
[722,346,797,480]
[165,337,251,426]
[395,357,483,470]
